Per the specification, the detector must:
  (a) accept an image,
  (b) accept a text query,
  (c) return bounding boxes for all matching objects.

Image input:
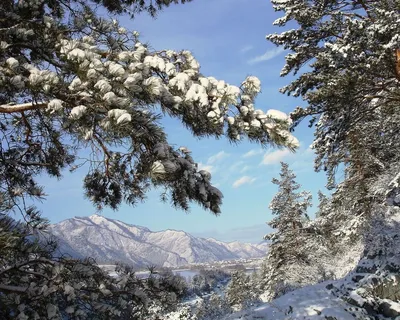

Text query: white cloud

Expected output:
[232,176,256,188]
[197,151,229,179]
[248,47,285,64]
[242,149,263,158]
[207,151,229,164]
[260,145,315,171]
[240,165,250,173]
[240,45,253,53]
[290,147,315,172]
[261,149,292,165]
[229,161,244,171]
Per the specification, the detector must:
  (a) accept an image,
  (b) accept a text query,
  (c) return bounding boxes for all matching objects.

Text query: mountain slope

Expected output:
[206,238,269,259]
[50,215,269,267]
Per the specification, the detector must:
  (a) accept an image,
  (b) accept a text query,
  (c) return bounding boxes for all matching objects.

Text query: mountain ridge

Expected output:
[50,214,269,268]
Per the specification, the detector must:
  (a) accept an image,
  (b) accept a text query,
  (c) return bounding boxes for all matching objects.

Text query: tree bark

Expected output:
[0,102,47,114]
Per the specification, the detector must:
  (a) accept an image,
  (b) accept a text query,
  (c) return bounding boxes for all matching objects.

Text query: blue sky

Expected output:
[35,0,330,243]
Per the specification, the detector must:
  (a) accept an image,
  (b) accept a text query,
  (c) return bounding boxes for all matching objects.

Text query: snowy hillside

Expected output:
[225,281,363,320]
[207,238,269,259]
[50,215,269,267]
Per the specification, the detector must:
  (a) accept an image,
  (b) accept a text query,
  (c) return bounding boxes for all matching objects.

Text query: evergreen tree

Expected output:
[268,0,400,216]
[225,270,252,310]
[261,162,312,300]
[205,292,231,319]
[315,191,330,219]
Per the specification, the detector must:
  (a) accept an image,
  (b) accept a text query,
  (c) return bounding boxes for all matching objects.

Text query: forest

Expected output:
[1,0,400,319]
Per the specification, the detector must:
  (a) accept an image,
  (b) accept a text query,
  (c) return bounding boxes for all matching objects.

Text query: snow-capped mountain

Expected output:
[50,215,269,267]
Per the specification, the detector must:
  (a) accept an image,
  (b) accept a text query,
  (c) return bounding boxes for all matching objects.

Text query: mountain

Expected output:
[50,215,269,267]
[206,238,269,259]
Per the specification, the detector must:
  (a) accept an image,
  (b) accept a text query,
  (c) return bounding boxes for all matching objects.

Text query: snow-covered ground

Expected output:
[225,281,360,320]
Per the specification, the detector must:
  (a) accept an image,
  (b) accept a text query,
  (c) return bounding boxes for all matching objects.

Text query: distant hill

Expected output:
[50,215,269,267]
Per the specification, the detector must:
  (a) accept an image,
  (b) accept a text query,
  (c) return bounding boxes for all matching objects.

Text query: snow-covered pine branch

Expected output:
[0,0,298,216]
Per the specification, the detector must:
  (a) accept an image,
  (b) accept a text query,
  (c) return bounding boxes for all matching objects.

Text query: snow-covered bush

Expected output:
[164,293,232,320]
[165,305,197,320]
[190,268,230,296]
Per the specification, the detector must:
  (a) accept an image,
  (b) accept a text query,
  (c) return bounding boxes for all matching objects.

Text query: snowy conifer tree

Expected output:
[225,270,253,310]
[261,162,312,300]
[315,191,330,218]
[205,292,231,319]
[268,0,400,213]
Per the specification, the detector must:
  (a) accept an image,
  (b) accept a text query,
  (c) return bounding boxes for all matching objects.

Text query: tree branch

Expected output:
[0,258,57,276]
[0,284,28,293]
[0,102,47,114]
[93,133,112,176]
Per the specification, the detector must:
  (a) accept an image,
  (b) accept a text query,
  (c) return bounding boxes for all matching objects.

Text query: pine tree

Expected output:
[225,270,252,310]
[315,191,330,218]
[205,292,231,319]
[261,162,312,300]
[267,0,400,213]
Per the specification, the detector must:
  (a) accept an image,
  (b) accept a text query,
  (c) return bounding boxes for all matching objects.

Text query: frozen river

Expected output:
[135,268,200,280]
